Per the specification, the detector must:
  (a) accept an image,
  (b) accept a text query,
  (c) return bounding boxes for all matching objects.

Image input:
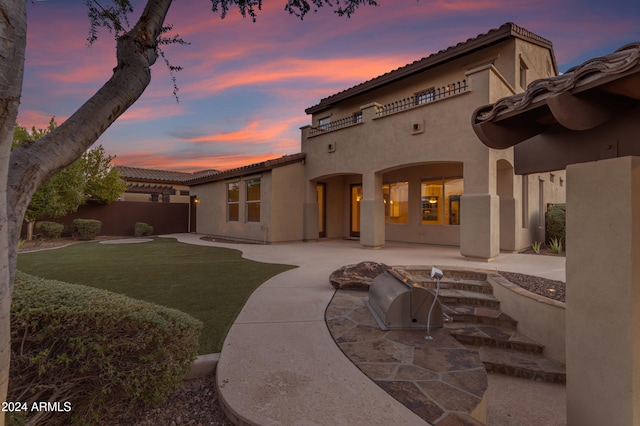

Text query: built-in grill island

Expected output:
[365,268,443,331]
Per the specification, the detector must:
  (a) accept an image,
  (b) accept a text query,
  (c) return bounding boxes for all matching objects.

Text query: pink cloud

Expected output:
[112,150,288,172]
[181,55,413,98]
[16,110,68,131]
[117,102,188,123]
[185,117,304,145]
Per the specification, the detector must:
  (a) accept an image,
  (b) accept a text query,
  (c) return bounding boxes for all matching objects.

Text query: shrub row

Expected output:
[9,272,202,426]
[33,220,155,240]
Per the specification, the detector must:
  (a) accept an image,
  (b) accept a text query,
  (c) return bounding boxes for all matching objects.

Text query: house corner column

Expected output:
[460,193,499,260]
[566,156,640,426]
[360,172,384,249]
[303,181,319,242]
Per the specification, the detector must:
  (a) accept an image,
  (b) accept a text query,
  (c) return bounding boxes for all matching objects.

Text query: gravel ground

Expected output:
[498,270,566,303]
[110,376,232,426]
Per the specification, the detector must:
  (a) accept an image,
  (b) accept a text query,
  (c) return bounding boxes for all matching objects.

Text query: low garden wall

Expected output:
[488,273,566,363]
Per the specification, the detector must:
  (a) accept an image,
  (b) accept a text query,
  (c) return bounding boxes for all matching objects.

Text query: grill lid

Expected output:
[365,269,443,331]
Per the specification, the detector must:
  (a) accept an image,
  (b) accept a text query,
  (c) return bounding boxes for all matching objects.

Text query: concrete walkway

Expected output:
[164,234,566,425]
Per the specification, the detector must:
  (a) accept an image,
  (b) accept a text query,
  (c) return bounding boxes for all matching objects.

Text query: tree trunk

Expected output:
[0,1,173,423]
[0,2,27,423]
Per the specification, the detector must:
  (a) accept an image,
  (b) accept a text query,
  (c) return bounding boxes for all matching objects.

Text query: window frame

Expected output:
[415,88,436,105]
[227,182,240,222]
[318,116,331,131]
[421,177,463,226]
[245,178,261,223]
[383,181,409,224]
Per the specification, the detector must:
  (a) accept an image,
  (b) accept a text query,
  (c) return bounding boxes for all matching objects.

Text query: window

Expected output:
[519,58,528,89]
[538,179,544,228]
[319,116,330,131]
[227,182,239,221]
[352,111,362,124]
[415,88,436,105]
[383,182,409,224]
[246,179,261,222]
[421,178,463,225]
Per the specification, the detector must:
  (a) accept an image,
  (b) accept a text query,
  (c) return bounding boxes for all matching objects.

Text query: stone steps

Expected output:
[479,347,566,384]
[437,288,501,309]
[414,277,494,295]
[445,323,545,354]
[391,267,566,384]
[443,304,518,330]
[436,280,565,384]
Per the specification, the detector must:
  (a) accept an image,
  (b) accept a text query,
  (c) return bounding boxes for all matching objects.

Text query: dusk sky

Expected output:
[19,0,640,172]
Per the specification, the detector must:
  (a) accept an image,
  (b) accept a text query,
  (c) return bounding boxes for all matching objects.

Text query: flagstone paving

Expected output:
[327,289,487,425]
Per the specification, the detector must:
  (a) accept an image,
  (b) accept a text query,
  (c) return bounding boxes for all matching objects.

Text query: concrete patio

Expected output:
[166,234,566,425]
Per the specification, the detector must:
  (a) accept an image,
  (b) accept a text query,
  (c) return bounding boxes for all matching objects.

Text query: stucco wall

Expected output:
[566,156,640,426]
[488,273,566,363]
[270,163,305,242]
[192,162,304,243]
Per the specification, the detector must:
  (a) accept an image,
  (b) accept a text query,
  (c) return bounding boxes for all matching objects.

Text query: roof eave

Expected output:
[305,22,554,115]
[187,153,306,186]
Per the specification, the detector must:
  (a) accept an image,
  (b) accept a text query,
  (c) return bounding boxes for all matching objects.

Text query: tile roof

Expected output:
[116,166,219,184]
[474,41,640,125]
[472,41,640,149]
[187,153,306,185]
[305,22,555,115]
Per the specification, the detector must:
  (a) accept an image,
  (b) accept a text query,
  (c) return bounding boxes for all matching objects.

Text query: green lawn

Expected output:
[17,237,296,354]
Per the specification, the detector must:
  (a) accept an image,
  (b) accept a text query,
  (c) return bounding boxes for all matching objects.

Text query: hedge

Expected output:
[8,272,202,426]
[35,221,64,239]
[134,222,154,238]
[72,219,102,240]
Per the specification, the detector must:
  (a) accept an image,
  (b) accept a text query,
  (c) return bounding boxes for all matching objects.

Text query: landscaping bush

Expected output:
[8,272,202,426]
[546,204,566,244]
[72,219,102,240]
[134,222,154,237]
[35,221,64,239]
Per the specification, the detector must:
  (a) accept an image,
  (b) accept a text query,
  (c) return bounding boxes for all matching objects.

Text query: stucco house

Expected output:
[191,23,567,260]
[187,153,306,242]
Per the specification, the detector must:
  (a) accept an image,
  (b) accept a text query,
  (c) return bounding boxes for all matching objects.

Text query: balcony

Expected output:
[308,112,363,137]
[377,80,468,117]
[307,79,468,138]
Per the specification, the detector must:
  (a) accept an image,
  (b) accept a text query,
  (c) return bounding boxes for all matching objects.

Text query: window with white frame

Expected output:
[246,178,261,222]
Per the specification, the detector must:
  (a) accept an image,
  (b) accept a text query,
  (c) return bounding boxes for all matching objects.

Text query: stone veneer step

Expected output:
[437,288,501,308]
[443,305,518,330]
[446,323,545,354]
[479,346,566,384]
